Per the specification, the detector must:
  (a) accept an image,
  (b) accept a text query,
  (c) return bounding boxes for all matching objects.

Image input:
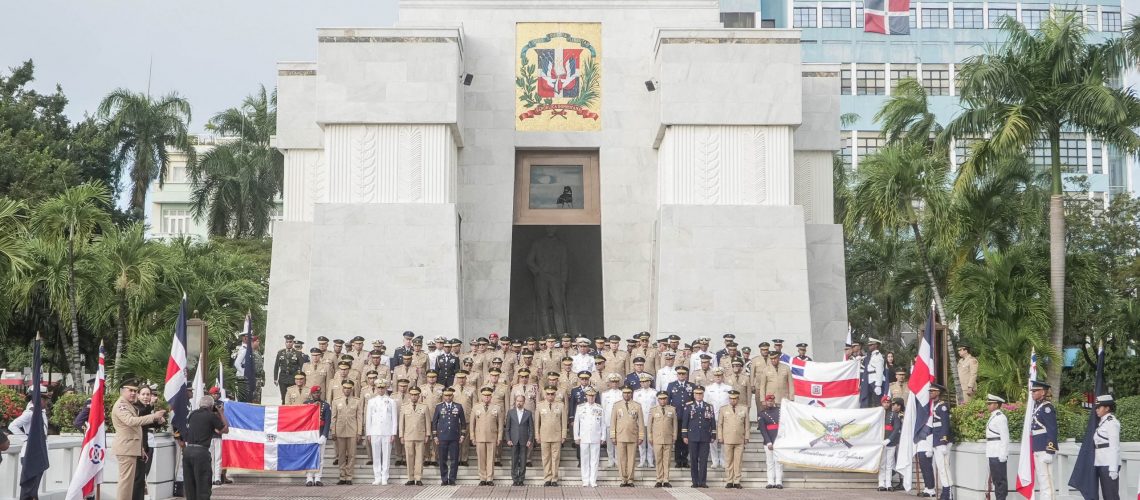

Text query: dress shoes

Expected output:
[775,484,783,489]
[305,481,313,487]
[878,487,888,491]
[405,481,414,486]
[416,481,424,486]
[654,482,662,488]
[314,481,324,486]
[663,482,673,488]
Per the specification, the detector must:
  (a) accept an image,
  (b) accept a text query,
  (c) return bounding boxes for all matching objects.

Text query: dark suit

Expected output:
[503,407,535,484]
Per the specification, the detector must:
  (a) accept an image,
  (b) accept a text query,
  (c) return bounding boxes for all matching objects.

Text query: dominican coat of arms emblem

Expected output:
[515,23,602,131]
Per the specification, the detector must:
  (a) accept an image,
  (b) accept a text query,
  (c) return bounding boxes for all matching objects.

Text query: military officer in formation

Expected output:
[757,394,783,488]
[879,395,903,491]
[365,379,398,485]
[755,351,793,413]
[926,383,954,500]
[433,387,467,486]
[535,386,567,486]
[302,348,329,396]
[275,335,303,400]
[717,390,749,489]
[794,342,812,361]
[573,386,605,487]
[305,386,332,487]
[469,386,503,486]
[648,391,676,488]
[984,394,1010,500]
[399,386,430,485]
[331,381,363,485]
[682,386,716,488]
[284,373,308,405]
[611,386,645,487]
[1093,395,1120,500]
[112,379,167,500]
[667,366,696,467]
[1029,380,1057,500]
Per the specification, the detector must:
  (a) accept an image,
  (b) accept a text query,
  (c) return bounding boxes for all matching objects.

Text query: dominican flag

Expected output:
[222,402,322,471]
[865,0,911,34]
[234,312,256,401]
[779,354,860,408]
[1015,350,1039,500]
[1068,342,1104,499]
[65,344,107,500]
[895,304,936,491]
[164,294,190,436]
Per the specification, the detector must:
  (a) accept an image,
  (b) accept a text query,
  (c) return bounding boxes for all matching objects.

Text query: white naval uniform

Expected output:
[633,387,658,466]
[365,394,399,485]
[704,382,732,468]
[574,403,605,487]
[867,349,885,397]
[600,389,623,467]
[1093,413,1120,500]
[655,366,677,392]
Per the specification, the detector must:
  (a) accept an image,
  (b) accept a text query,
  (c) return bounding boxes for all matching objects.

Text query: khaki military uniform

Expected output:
[453,385,477,463]
[331,396,363,481]
[112,396,163,500]
[469,402,504,481]
[754,363,794,408]
[535,400,567,483]
[604,350,630,377]
[539,350,562,376]
[400,400,431,481]
[420,383,445,463]
[349,350,368,372]
[648,404,677,484]
[610,400,644,484]
[329,370,360,401]
[958,355,978,399]
[725,371,752,410]
[510,383,539,414]
[717,403,750,485]
[284,384,308,405]
[632,346,658,374]
[393,365,421,388]
[302,361,330,396]
[411,352,430,385]
[358,362,390,387]
[691,367,714,388]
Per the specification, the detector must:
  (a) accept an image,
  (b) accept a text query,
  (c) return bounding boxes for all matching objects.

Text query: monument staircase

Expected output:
[231,428,878,488]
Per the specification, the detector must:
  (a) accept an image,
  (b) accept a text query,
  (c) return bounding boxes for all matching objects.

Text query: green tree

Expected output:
[189,85,283,238]
[92,223,160,383]
[97,89,195,218]
[30,182,112,390]
[944,13,1140,394]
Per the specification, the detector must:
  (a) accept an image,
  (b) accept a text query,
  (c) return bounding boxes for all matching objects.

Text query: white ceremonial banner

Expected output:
[773,400,885,473]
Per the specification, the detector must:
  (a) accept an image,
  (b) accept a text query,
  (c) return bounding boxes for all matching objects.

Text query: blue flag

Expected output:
[164,295,191,438]
[242,315,256,401]
[19,337,49,499]
[1067,343,1105,499]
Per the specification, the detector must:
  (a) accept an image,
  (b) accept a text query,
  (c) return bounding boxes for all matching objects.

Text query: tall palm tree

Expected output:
[31,182,112,389]
[97,89,195,218]
[875,78,942,147]
[189,86,283,238]
[844,142,967,400]
[944,13,1140,394]
[0,198,29,278]
[93,223,160,383]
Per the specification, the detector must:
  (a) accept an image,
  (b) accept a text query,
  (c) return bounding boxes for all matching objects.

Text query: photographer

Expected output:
[182,396,228,500]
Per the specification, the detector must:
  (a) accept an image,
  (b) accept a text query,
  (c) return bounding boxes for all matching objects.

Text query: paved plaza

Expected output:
[211,483,893,500]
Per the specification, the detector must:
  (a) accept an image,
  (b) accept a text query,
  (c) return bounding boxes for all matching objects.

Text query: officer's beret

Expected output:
[578,371,591,379]
[621,386,633,393]
[293,373,306,379]
[480,387,493,395]
[284,334,296,340]
[491,332,501,339]
[402,331,415,339]
[317,336,329,342]
[633,357,646,364]
[765,394,775,401]
[881,395,891,403]
[305,385,320,395]
[309,347,321,353]
[657,391,669,398]
[796,343,809,348]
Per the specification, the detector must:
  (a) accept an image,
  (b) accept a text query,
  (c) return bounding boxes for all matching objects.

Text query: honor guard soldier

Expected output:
[758,394,782,488]
[718,390,749,489]
[648,391,677,487]
[470,387,504,486]
[331,381,363,485]
[1029,381,1057,500]
[365,379,398,485]
[573,387,605,487]
[391,331,416,370]
[667,366,696,467]
[795,343,812,361]
[284,373,308,405]
[112,379,167,500]
[880,395,903,491]
[302,348,329,396]
[985,394,1010,500]
[862,338,887,408]
[305,386,332,487]
[535,386,566,486]
[433,387,467,486]
[930,383,954,500]
[612,386,645,487]
[274,335,303,400]
[1093,395,1120,500]
[682,386,716,488]
[399,387,430,486]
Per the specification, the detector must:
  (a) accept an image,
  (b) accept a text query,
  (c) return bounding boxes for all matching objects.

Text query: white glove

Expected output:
[925,450,933,458]
[874,386,882,396]
[1109,471,1118,480]
[1042,453,1053,464]
[318,436,327,445]
[936,445,948,454]
[882,439,890,446]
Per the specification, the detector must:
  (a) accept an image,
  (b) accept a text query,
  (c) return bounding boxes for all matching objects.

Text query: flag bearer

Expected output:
[331,381,363,485]
[879,395,903,491]
[985,394,1009,500]
[1030,381,1057,500]
[1093,395,1120,500]
[305,386,332,487]
[931,383,954,500]
[648,391,676,488]
[757,394,782,488]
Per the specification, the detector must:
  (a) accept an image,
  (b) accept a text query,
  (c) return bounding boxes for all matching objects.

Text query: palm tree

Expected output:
[944,13,1140,394]
[189,86,283,238]
[875,78,942,147]
[0,198,29,278]
[97,89,195,218]
[844,142,968,400]
[93,223,160,383]
[31,182,112,389]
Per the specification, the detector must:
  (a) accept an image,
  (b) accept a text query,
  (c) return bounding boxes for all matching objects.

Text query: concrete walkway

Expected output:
[211,483,903,500]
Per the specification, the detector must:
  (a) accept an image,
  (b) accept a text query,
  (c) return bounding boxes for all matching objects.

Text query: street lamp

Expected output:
[186,310,209,372]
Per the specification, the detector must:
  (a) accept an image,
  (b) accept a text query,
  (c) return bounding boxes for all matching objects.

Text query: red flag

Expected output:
[65,344,107,500]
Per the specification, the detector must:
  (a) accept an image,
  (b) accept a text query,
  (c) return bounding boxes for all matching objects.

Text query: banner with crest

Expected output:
[515,22,601,131]
[773,400,885,473]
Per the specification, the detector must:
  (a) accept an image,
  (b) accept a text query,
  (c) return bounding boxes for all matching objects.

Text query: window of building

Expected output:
[161,208,191,235]
[856,68,886,95]
[794,7,818,28]
[1022,9,1048,29]
[954,137,980,168]
[910,8,918,28]
[922,8,949,28]
[841,69,853,95]
[1108,146,1126,193]
[168,163,188,184]
[720,12,756,28]
[856,7,865,28]
[922,67,951,96]
[1103,11,1122,32]
[890,65,917,92]
[839,134,853,167]
[1058,136,1087,173]
[857,135,885,160]
[822,7,852,27]
[1091,139,1104,175]
[954,8,984,28]
[988,8,1017,27]
[1085,10,1098,29]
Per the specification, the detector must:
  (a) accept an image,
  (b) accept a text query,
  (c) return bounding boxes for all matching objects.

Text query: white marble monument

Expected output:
[264,0,847,402]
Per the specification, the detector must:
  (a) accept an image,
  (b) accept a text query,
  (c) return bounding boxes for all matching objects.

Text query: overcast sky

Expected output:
[0,0,399,132]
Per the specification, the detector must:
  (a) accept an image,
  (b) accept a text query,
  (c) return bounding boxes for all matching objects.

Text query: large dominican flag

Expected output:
[1015,351,1039,499]
[164,294,190,436]
[222,402,322,471]
[779,354,861,408]
[65,344,107,500]
[865,0,911,34]
[895,304,936,491]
